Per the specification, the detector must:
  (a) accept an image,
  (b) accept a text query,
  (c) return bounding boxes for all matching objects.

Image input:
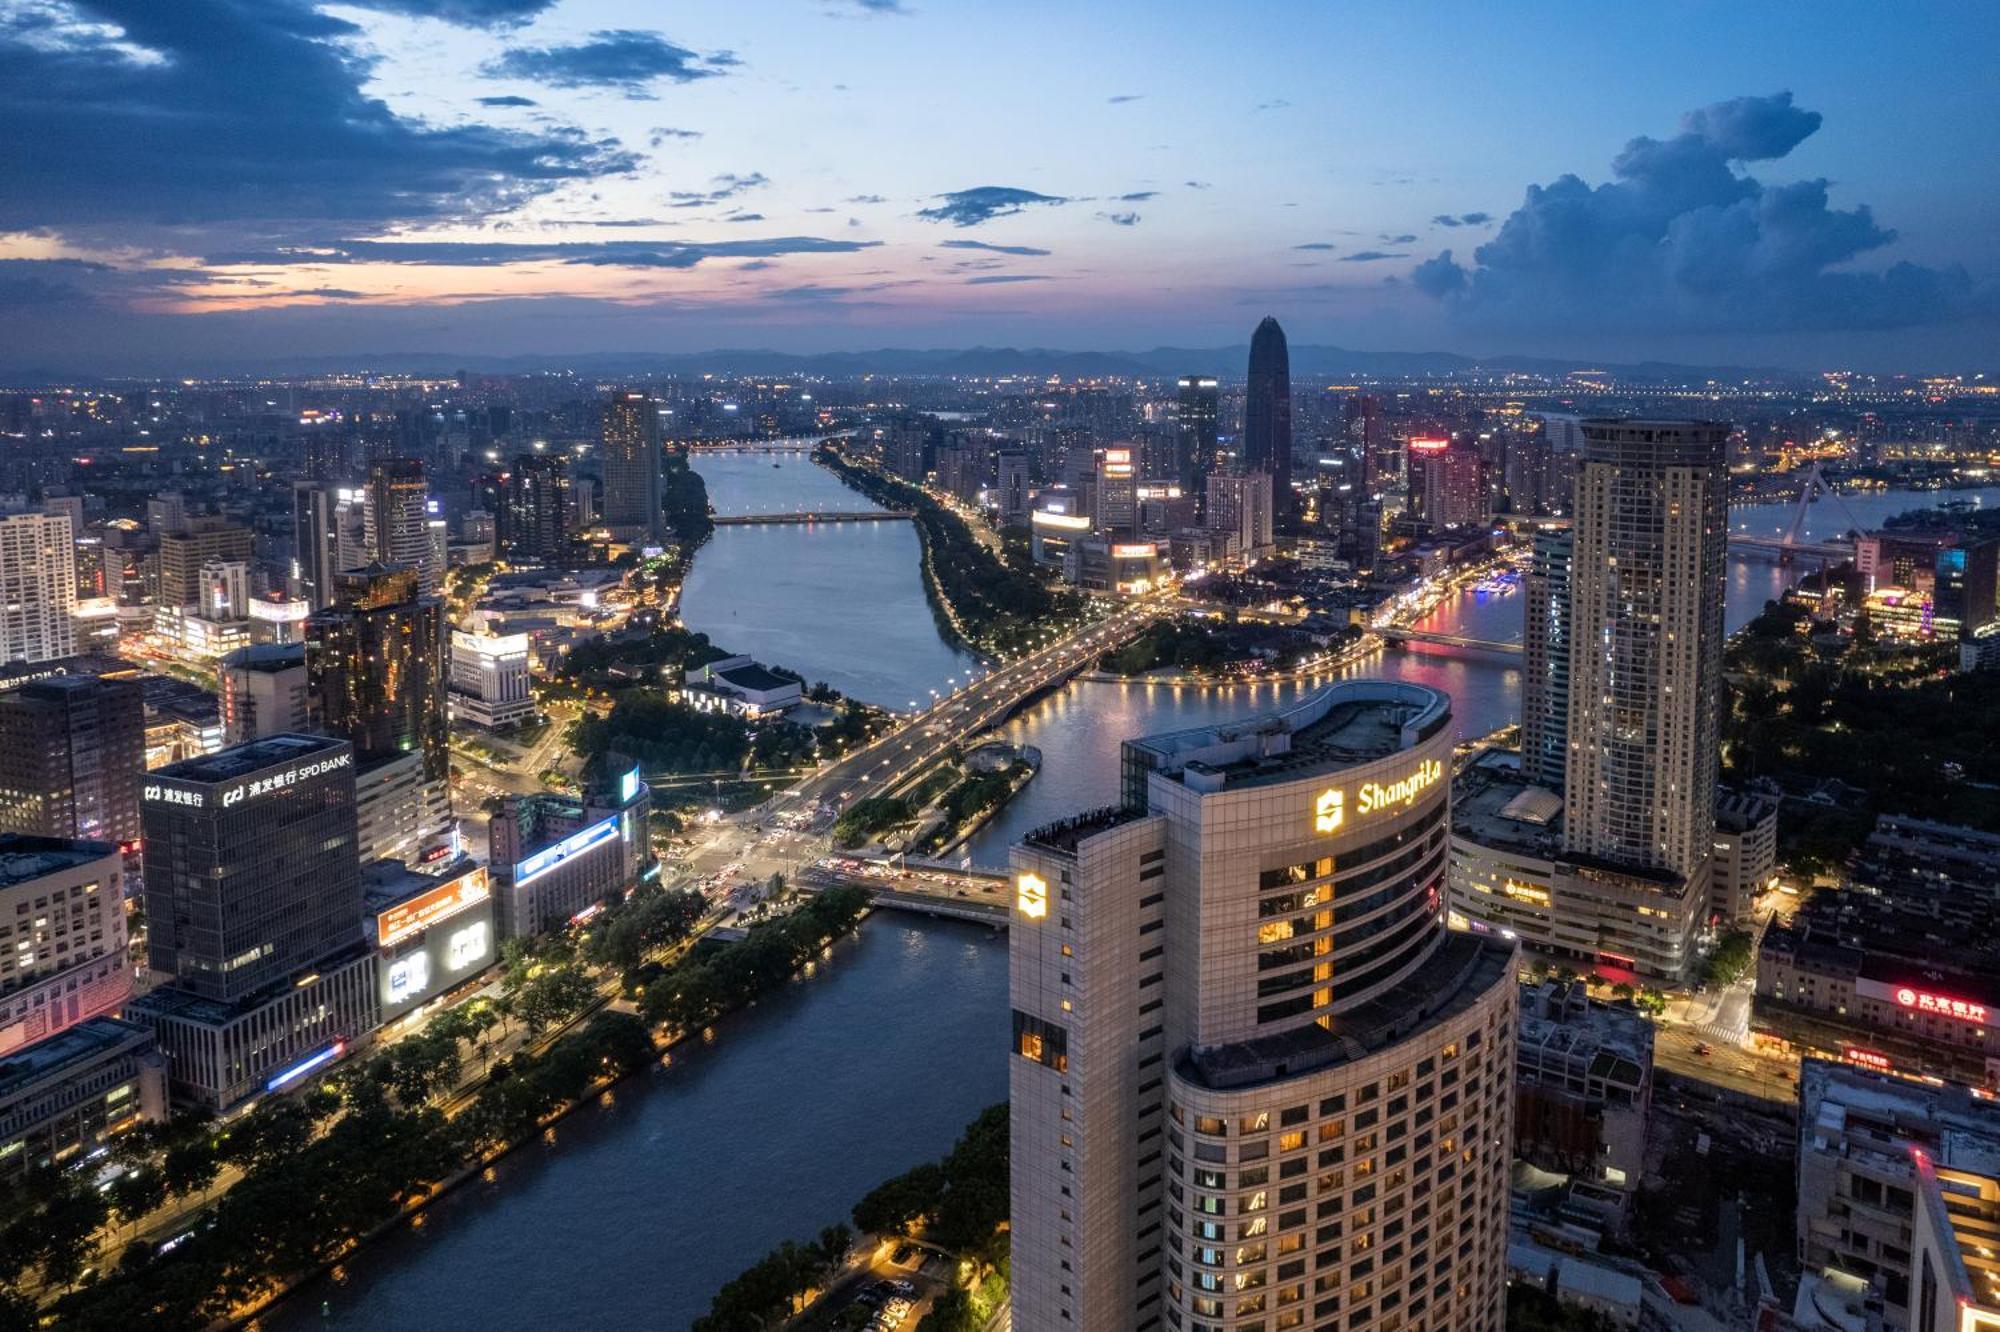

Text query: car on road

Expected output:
[1694,1041,1713,1056]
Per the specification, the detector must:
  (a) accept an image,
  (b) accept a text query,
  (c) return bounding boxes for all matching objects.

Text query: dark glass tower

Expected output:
[1174,375,1219,508]
[0,675,145,845]
[304,564,449,789]
[1243,316,1292,525]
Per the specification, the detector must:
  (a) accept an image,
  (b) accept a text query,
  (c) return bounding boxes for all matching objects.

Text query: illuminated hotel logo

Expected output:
[1895,986,1988,1024]
[1356,758,1444,816]
[1314,788,1344,834]
[1017,873,1049,919]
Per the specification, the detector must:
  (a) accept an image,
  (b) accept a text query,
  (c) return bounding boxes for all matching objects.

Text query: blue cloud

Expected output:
[0,1,636,235]
[207,237,882,269]
[476,95,537,108]
[1108,94,1143,104]
[669,172,768,207]
[344,0,556,25]
[1293,242,1337,251]
[1115,191,1158,202]
[1431,213,1492,228]
[917,187,1068,226]
[966,274,1054,285]
[939,240,1051,256]
[1413,92,1992,332]
[483,30,737,94]
[1339,250,1406,262]
[1102,212,1140,226]
[649,127,702,145]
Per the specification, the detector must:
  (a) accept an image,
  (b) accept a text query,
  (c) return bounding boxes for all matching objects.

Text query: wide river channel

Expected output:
[268,451,1998,1328]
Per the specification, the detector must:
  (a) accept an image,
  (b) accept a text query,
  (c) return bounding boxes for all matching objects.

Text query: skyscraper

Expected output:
[291,481,338,611]
[505,451,575,561]
[0,676,144,845]
[1010,682,1517,1332]
[1243,316,1293,526]
[1204,470,1274,558]
[362,459,439,595]
[600,389,663,544]
[219,643,311,745]
[0,506,77,665]
[306,564,448,776]
[1520,526,1574,792]
[1175,374,1220,504]
[156,516,252,610]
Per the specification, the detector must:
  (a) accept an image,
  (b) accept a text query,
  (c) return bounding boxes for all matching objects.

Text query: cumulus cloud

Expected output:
[0,1,635,236]
[939,240,1051,256]
[483,30,737,94]
[917,186,1068,226]
[1412,92,1990,333]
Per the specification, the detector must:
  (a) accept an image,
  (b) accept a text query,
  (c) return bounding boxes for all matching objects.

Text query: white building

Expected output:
[218,643,311,745]
[449,630,535,729]
[1009,682,1517,1332]
[681,656,801,719]
[0,507,77,665]
[1205,470,1275,559]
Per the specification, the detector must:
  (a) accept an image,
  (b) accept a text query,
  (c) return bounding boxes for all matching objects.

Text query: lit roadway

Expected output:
[672,597,1166,893]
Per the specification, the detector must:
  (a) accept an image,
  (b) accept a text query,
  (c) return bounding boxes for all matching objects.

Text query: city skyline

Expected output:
[2,1,1998,374]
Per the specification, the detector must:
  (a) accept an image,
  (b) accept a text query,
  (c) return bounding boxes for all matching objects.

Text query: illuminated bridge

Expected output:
[1726,460,1866,563]
[710,510,914,526]
[1377,626,1523,655]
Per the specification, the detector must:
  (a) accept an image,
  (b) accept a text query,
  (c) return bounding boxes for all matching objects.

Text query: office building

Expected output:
[305,564,451,853]
[506,451,575,561]
[1514,979,1653,1232]
[1520,527,1573,793]
[1009,682,1517,1332]
[0,675,144,844]
[0,506,78,664]
[449,630,535,729]
[1243,316,1293,524]
[1095,446,1138,534]
[995,449,1032,526]
[1176,375,1220,503]
[0,1016,166,1181]
[1936,539,2000,640]
[1560,420,1728,979]
[0,837,130,1056]
[489,763,652,938]
[600,390,663,544]
[291,481,339,611]
[1205,470,1274,559]
[1797,1059,2000,1328]
[139,734,361,1002]
[156,516,252,611]
[362,459,439,595]
[218,643,311,745]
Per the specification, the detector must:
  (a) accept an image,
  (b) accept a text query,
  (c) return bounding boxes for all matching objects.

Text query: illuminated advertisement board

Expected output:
[376,867,491,948]
[266,1040,345,1093]
[1859,978,1991,1024]
[217,750,354,809]
[1311,757,1444,834]
[514,815,620,887]
[1031,510,1092,532]
[1016,873,1049,919]
[1110,543,1158,559]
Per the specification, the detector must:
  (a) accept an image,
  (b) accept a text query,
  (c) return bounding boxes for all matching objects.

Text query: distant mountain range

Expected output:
[20,344,1808,385]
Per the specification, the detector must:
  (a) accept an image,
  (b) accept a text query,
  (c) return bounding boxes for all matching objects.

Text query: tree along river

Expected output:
[267,455,1997,1326]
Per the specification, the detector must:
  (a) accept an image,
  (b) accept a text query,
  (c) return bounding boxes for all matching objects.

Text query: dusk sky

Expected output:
[2,0,1996,373]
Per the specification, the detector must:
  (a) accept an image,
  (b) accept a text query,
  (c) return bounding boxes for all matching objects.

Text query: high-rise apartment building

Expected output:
[1010,682,1517,1332]
[291,481,338,611]
[600,390,663,544]
[1562,421,1727,881]
[1205,471,1274,559]
[362,459,438,595]
[156,516,252,611]
[138,733,361,1003]
[1176,375,1221,504]
[1520,526,1574,792]
[506,451,575,561]
[0,506,78,664]
[996,449,1032,526]
[1243,317,1293,525]
[0,675,144,845]
[1416,447,1487,530]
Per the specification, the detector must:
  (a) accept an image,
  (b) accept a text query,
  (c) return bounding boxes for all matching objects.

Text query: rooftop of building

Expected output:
[1716,786,1780,830]
[1127,681,1450,797]
[1451,749,1563,858]
[221,642,306,673]
[153,732,349,786]
[0,835,118,888]
[0,1016,154,1102]
[1022,805,1149,856]
[1800,1058,2000,1170]
[1517,979,1653,1089]
[712,662,798,694]
[1175,930,1515,1093]
[360,855,479,910]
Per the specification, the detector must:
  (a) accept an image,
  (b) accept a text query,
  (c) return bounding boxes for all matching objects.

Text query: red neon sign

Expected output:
[1895,987,1988,1024]
[1409,437,1450,453]
[1844,1046,1893,1073]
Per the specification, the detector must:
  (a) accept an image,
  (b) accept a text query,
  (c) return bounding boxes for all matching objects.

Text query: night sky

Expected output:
[1,0,1995,372]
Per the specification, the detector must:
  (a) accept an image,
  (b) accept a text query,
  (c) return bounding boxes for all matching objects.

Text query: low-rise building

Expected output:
[0,1016,166,1180]
[1714,787,1781,923]
[1797,1058,2000,1328]
[681,656,802,719]
[1515,979,1654,1231]
[448,630,535,730]
[363,859,497,1023]
[489,764,651,938]
[0,837,129,1057]
[1506,1242,1644,1329]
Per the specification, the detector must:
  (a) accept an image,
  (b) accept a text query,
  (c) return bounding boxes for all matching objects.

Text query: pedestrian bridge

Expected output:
[710,510,914,526]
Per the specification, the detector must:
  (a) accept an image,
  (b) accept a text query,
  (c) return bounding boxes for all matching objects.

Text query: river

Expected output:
[262,918,1009,1331]
[270,460,1995,1326]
